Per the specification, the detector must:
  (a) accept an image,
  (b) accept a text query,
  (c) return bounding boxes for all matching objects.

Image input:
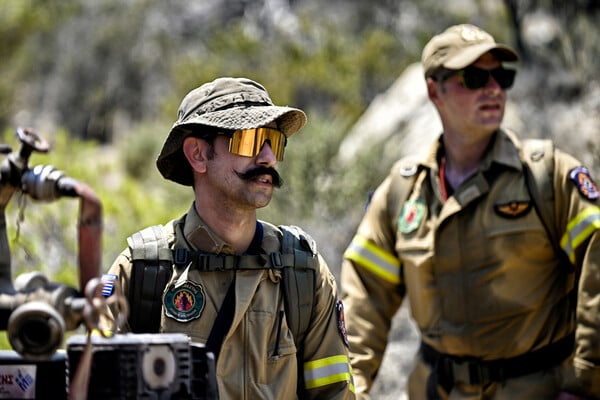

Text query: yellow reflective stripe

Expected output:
[344,235,401,284]
[304,355,354,392]
[561,206,600,263]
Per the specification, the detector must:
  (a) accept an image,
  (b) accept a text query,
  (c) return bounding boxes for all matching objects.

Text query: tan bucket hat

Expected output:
[422,24,518,77]
[157,77,307,185]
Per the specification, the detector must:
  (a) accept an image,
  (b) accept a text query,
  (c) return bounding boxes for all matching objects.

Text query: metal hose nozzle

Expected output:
[7,301,66,361]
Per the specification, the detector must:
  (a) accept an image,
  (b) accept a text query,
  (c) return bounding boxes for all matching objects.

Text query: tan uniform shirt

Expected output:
[342,130,600,398]
[107,204,355,399]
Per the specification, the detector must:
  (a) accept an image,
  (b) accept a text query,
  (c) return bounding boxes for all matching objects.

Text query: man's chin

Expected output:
[255,198,272,209]
[253,191,273,208]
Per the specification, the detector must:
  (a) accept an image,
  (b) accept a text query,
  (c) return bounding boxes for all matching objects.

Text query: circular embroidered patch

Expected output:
[398,198,425,234]
[569,167,599,200]
[163,280,205,322]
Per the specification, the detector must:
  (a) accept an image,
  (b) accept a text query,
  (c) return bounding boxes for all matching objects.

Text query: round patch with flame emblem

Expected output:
[163,280,205,322]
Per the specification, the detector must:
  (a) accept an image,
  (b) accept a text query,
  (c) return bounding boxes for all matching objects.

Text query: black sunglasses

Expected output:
[440,66,516,90]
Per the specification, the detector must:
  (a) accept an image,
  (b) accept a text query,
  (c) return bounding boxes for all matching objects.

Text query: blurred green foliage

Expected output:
[0,0,79,127]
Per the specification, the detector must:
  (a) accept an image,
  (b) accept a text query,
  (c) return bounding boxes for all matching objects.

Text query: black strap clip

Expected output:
[173,248,189,265]
[270,252,283,268]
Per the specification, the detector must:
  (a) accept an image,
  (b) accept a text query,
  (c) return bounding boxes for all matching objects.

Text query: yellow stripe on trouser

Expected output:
[561,206,600,263]
[304,355,354,392]
[344,235,401,285]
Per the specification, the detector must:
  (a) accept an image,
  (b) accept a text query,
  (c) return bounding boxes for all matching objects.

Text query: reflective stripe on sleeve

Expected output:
[561,206,600,263]
[304,354,354,392]
[343,234,401,285]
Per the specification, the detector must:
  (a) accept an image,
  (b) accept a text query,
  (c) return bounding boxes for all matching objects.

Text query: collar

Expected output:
[182,203,264,255]
[420,128,524,174]
[487,129,525,171]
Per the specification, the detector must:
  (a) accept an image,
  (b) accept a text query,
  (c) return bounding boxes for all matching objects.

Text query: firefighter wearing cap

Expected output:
[341,24,600,399]
[105,77,355,399]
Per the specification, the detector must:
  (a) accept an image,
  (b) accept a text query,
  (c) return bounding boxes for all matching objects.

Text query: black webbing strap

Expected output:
[280,250,315,346]
[126,220,318,371]
[128,225,173,333]
[173,249,318,272]
[278,226,316,398]
[205,276,236,364]
[421,332,574,399]
[174,251,267,270]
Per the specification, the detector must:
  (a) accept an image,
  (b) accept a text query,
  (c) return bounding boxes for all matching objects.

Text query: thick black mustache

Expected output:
[235,166,283,188]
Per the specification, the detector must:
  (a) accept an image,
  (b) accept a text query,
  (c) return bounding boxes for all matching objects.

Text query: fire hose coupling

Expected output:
[7,301,67,361]
[21,164,79,201]
[0,126,105,362]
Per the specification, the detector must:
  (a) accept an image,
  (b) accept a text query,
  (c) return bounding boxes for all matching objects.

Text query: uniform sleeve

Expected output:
[341,174,405,398]
[302,253,356,399]
[98,250,133,333]
[554,150,600,397]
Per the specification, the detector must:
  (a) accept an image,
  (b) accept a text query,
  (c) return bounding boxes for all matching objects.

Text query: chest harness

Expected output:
[121,223,318,392]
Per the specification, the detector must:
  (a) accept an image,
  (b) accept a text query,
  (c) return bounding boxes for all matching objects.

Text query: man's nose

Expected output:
[256,141,278,166]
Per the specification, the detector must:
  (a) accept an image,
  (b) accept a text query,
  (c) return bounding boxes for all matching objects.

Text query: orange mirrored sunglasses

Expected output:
[228,127,287,160]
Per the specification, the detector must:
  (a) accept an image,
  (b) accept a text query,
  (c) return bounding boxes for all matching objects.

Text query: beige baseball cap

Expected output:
[422,24,518,77]
[157,77,307,186]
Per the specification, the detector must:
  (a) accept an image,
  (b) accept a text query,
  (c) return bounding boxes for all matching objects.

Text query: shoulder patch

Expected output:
[398,198,425,233]
[101,274,118,297]
[569,167,599,200]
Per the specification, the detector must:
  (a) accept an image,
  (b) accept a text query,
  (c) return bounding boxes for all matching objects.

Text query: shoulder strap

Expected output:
[278,225,317,347]
[127,224,173,333]
[388,155,424,222]
[522,139,556,239]
[521,139,573,269]
[278,224,317,397]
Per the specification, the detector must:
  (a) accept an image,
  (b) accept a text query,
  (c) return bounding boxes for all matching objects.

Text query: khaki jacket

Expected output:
[342,129,600,399]
[108,204,355,399]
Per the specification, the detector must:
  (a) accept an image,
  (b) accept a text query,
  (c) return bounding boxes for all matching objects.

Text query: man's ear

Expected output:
[426,77,443,107]
[183,137,208,174]
[426,77,438,100]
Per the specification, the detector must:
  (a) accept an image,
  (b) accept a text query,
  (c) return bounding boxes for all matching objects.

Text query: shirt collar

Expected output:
[486,129,523,170]
[420,129,523,173]
[182,203,264,255]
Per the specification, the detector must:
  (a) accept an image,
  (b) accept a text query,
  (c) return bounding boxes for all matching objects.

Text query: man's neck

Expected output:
[194,198,258,255]
[441,130,494,189]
